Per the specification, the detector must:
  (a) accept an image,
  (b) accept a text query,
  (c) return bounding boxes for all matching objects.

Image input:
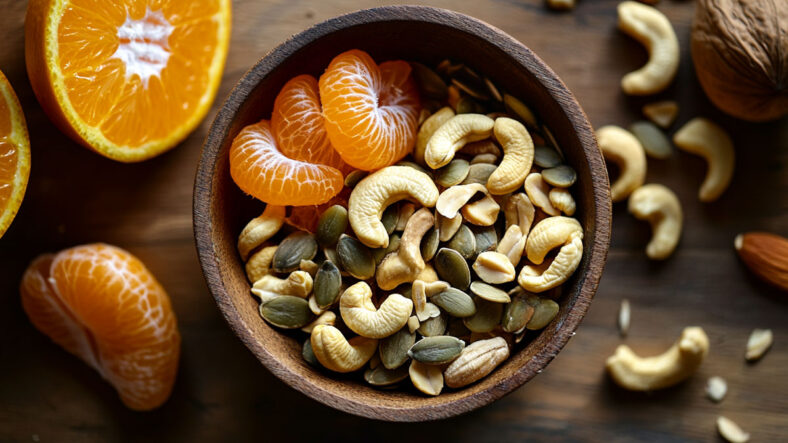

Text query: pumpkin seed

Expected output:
[272,231,318,273]
[463,297,503,333]
[344,170,368,188]
[395,160,429,175]
[461,163,497,186]
[316,205,348,247]
[484,77,503,102]
[337,234,375,280]
[436,159,470,187]
[455,96,477,114]
[381,205,399,235]
[259,296,314,329]
[534,146,563,168]
[408,336,466,365]
[410,62,448,100]
[431,288,476,318]
[434,248,471,290]
[470,153,498,165]
[446,317,472,337]
[452,78,490,102]
[302,339,321,367]
[364,363,410,387]
[526,296,559,330]
[373,233,401,264]
[379,326,415,370]
[418,311,448,337]
[420,228,440,262]
[314,260,342,309]
[469,281,511,303]
[503,94,538,128]
[502,295,535,333]
[323,248,340,266]
[542,165,577,188]
[447,224,476,259]
[473,226,498,256]
[629,120,672,159]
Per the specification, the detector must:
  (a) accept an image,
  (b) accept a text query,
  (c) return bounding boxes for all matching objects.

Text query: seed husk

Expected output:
[473,226,498,256]
[380,326,416,370]
[434,248,471,290]
[410,62,448,100]
[420,228,440,262]
[381,205,399,235]
[336,234,376,280]
[447,224,477,259]
[344,170,368,188]
[259,296,314,329]
[431,288,476,318]
[484,77,503,102]
[469,281,511,303]
[408,336,466,365]
[364,363,410,387]
[526,296,559,330]
[503,94,538,128]
[418,311,448,337]
[463,297,503,333]
[502,295,535,333]
[316,205,348,247]
[533,146,562,168]
[629,120,672,159]
[461,163,497,186]
[373,233,400,264]
[409,360,443,396]
[272,231,318,273]
[314,260,342,309]
[436,159,470,187]
[541,165,577,188]
[302,339,321,367]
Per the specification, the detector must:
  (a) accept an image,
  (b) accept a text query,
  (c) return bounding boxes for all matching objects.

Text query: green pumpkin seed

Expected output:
[436,159,470,187]
[447,224,476,259]
[337,234,375,279]
[379,327,415,370]
[408,336,466,365]
[484,77,503,102]
[272,231,318,273]
[344,170,368,188]
[502,295,535,333]
[526,296,560,330]
[446,317,472,337]
[302,339,321,367]
[364,363,410,387]
[473,226,498,256]
[316,205,348,247]
[314,260,342,309]
[259,296,314,329]
[542,165,577,188]
[431,288,476,318]
[629,120,672,159]
[469,281,511,303]
[463,297,503,333]
[381,205,399,235]
[461,163,497,186]
[434,248,471,290]
[410,62,448,100]
[420,228,440,262]
[503,94,538,128]
[395,160,429,175]
[534,146,563,168]
[418,312,448,337]
[323,248,340,266]
[373,233,401,264]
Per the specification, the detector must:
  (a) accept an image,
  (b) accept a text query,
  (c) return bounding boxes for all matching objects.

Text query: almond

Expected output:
[734,232,788,291]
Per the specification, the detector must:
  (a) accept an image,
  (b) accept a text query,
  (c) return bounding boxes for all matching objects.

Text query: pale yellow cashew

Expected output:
[237,205,285,260]
[425,114,495,169]
[487,117,534,195]
[642,100,678,129]
[436,183,488,219]
[461,194,500,226]
[473,251,516,284]
[597,125,647,202]
[415,106,455,165]
[437,212,463,242]
[310,325,378,373]
[339,281,413,339]
[519,216,584,292]
[251,270,313,304]
[606,326,709,391]
[673,118,735,202]
[617,1,679,95]
[376,208,434,290]
[497,225,526,266]
[245,245,278,283]
[412,279,448,321]
[301,310,336,334]
[524,173,559,216]
[549,188,576,216]
[348,166,439,248]
[628,184,682,260]
[504,193,536,237]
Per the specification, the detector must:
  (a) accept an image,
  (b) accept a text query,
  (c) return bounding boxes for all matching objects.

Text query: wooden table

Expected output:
[1,0,785,440]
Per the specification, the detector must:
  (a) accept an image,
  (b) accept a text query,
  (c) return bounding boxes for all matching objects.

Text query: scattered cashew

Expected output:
[519,216,584,292]
[549,188,576,216]
[596,125,647,202]
[717,416,750,443]
[310,325,378,373]
[437,212,463,242]
[673,117,735,202]
[436,183,488,219]
[606,326,709,391]
[461,194,500,226]
[301,310,336,334]
[497,225,526,266]
[412,279,448,321]
[487,117,534,195]
[425,114,495,169]
[251,271,313,303]
[245,245,278,283]
[628,184,682,260]
[237,205,286,260]
[617,1,679,95]
[339,281,413,339]
[376,208,434,290]
[504,193,536,237]
[524,173,560,216]
[473,251,516,284]
[415,107,455,165]
[348,166,439,248]
[642,100,678,128]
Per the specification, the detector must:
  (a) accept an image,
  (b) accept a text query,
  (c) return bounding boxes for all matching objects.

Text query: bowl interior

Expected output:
[195,6,610,421]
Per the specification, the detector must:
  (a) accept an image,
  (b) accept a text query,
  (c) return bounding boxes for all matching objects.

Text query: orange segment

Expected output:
[0,70,31,239]
[319,49,421,171]
[230,120,344,206]
[20,244,180,411]
[25,0,231,162]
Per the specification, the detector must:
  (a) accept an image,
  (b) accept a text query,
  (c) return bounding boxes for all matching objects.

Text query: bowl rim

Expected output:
[194,5,611,421]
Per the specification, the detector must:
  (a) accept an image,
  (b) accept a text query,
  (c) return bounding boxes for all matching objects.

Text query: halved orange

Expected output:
[0,70,31,239]
[25,0,231,162]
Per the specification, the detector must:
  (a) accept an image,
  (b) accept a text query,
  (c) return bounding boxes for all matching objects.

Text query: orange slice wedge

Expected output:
[0,70,31,238]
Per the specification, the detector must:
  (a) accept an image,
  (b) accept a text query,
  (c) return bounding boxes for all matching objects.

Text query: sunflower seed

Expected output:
[502,294,535,333]
[420,228,440,262]
[364,363,410,387]
[533,146,563,168]
[542,165,577,188]
[344,170,368,188]
[463,297,503,333]
[469,281,511,303]
[418,311,448,337]
[314,260,342,309]
[447,224,476,259]
[629,120,672,159]
[272,231,318,273]
[380,326,416,370]
[336,234,375,280]
[745,328,773,362]
[618,299,630,337]
[461,163,497,186]
[410,62,448,100]
[302,339,321,367]
[259,296,314,329]
[431,288,476,318]
[503,94,538,128]
[408,336,466,365]
[484,77,503,102]
[526,296,559,330]
[434,248,471,290]
[409,360,443,396]
[381,205,399,235]
[316,205,348,247]
[373,233,400,264]
[436,159,470,187]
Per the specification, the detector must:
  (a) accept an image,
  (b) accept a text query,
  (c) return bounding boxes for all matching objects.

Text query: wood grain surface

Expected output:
[0,0,786,441]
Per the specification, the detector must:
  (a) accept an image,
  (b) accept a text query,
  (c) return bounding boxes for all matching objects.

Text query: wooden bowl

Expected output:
[194,5,611,421]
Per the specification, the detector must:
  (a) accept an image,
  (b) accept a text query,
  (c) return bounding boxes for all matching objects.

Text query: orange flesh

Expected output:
[0,94,15,207]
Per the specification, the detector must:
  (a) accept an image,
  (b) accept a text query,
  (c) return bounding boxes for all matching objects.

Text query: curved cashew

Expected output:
[519,216,584,292]
[597,125,647,202]
[251,270,313,304]
[425,114,495,169]
[673,118,735,202]
[245,245,278,283]
[642,100,678,129]
[339,282,412,339]
[310,325,378,373]
[461,194,500,226]
[524,173,559,216]
[504,193,536,237]
[415,106,455,165]
[628,184,682,260]
[437,212,463,242]
[412,279,448,321]
[237,205,285,260]
[436,183,488,219]
[376,208,434,290]
[549,188,576,216]
[617,1,679,95]
[487,117,534,195]
[606,326,709,391]
[348,166,439,248]
[416,263,440,283]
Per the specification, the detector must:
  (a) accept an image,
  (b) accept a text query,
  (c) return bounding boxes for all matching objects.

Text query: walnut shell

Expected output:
[691,0,788,122]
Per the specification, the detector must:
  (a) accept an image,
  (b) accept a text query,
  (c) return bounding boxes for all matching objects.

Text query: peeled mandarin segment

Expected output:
[0,70,31,238]
[229,120,344,206]
[319,49,420,171]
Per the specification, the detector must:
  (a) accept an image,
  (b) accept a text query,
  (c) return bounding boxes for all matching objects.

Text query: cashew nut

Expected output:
[519,216,584,292]
[606,326,709,391]
[310,325,378,373]
[251,270,313,304]
[415,106,455,165]
[504,193,536,237]
[412,279,448,321]
[461,194,500,226]
[301,310,336,334]
[339,282,413,339]
[376,208,434,290]
[473,251,516,284]
[437,212,463,242]
[436,183,488,220]
[348,166,439,248]
[487,117,534,195]
[395,202,416,231]
[245,245,277,283]
[642,100,678,129]
[673,117,735,202]
[497,225,526,266]
[596,125,647,202]
[425,114,495,169]
[549,188,576,216]
[617,1,679,95]
[628,184,682,260]
[416,263,440,283]
[237,205,286,260]
[524,173,559,216]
